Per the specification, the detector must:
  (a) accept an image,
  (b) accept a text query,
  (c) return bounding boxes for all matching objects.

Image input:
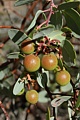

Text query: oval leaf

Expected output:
[50,11,62,29]
[51,96,71,107]
[58,1,80,10]
[48,30,65,42]
[63,8,80,35]
[33,28,65,43]
[13,78,24,95]
[33,26,55,39]
[62,39,76,64]
[8,29,28,44]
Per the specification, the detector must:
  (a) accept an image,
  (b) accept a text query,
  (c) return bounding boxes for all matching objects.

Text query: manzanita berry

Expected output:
[55,70,70,86]
[41,53,58,71]
[25,90,39,104]
[21,39,35,54]
[23,54,40,72]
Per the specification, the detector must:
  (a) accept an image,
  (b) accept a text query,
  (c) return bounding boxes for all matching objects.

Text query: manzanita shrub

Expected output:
[0,0,80,120]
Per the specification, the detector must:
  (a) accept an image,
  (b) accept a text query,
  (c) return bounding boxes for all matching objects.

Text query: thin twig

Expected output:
[3,8,13,25]
[0,25,19,29]
[21,0,40,30]
[0,101,10,120]
[9,8,24,18]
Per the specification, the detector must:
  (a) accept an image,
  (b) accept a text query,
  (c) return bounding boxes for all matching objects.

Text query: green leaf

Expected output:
[14,0,36,6]
[68,101,73,120]
[37,69,49,88]
[50,117,54,120]
[63,8,80,35]
[0,71,5,80]
[13,78,24,95]
[42,68,50,87]
[46,108,50,120]
[17,88,25,95]
[33,26,55,39]
[50,11,62,29]
[37,73,44,88]
[58,1,80,10]
[38,90,50,103]
[62,40,76,63]
[61,83,72,92]
[7,52,20,59]
[26,10,45,32]
[5,75,15,86]
[3,81,10,89]
[8,29,28,44]
[51,96,71,107]
[33,27,65,43]
[72,31,80,38]
[75,95,80,108]
[48,30,65,42]
[41,73,48,88]
[75,73,80,88]
[61,27,72,33]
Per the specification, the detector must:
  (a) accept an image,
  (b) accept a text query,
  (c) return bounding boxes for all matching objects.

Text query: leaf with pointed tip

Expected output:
[8,29,28,44]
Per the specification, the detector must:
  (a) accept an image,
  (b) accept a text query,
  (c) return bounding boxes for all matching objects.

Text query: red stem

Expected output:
[46,0,53,25]
[37,0,57,29]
